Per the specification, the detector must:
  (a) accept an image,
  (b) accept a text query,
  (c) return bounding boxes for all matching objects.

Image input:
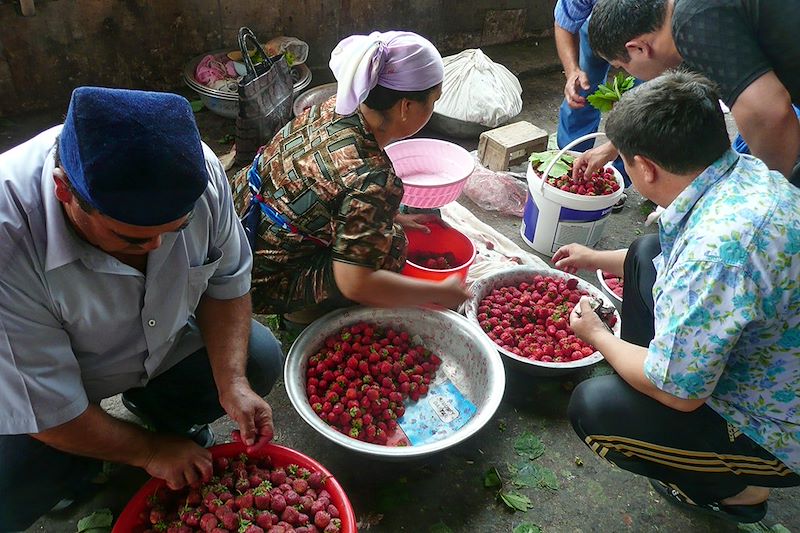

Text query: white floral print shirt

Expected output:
[645,149,800,474]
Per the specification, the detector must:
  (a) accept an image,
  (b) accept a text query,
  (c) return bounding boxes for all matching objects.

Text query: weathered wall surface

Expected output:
[0,0,555,117]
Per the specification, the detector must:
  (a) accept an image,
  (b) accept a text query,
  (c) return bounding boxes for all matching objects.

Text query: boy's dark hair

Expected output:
[589,0,668,61]
[363,83,439,111]
[605,70,730,174]
[53,138,96,213]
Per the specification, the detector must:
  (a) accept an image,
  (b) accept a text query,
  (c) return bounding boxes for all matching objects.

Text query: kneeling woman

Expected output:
[230,31,471,321]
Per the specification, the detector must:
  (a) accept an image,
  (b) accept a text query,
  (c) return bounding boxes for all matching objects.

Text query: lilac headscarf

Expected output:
[329,31,444,115]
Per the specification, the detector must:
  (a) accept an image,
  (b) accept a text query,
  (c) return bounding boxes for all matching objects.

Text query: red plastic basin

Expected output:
[401,222,476,282]
[112,442,357,533]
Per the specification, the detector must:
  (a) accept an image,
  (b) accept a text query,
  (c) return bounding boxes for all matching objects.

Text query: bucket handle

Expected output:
[537,132,607,193]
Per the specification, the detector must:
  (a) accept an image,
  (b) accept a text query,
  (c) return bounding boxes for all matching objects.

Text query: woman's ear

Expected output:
[400,98,410,122]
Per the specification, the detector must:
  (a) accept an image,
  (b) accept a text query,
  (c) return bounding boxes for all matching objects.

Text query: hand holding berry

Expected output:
[219,378,275,452]
[552,243,599,274]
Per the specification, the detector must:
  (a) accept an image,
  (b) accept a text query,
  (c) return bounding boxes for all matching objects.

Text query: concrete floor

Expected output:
[2,37,798,533]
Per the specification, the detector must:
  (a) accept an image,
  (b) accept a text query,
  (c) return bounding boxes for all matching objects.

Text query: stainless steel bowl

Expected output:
[293,82,337,117]
[284,306,506,459]
[183,50,312,119]
[464,266,621,376]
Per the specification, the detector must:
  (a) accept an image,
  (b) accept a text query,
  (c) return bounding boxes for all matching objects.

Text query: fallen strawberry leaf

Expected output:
[189,100,205,112]
[514,523,543,533]
[500,491,534,512]
[509,462,559,491]
[484,467,502,488]
[514,432,545,460]
[429,521,454,533]
[76,509,113,533]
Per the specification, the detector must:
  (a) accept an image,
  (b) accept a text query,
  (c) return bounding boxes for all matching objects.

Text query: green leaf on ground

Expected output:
[509,462,559,491]
[514,431,545,460]
[189,100,205,112]
[484,467,502,488]
[377,478,412,511]
[217,133,235,144]
[500,491,534,512]
[514,523,543,533]
[429,521,454,533]
[76,509,113,533]
[639,199,657,216]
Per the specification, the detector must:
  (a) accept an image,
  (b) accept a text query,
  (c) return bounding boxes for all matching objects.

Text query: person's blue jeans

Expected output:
[556,19,632,187]
[0,319,283,532]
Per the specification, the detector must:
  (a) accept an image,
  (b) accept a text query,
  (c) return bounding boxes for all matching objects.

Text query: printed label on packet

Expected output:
[397,379,477,446]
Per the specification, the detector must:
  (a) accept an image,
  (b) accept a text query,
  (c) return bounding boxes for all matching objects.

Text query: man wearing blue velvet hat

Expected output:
[0,86,284,530]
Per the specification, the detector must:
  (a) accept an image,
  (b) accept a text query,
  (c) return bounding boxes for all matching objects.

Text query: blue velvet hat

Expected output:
[59,87,208,226]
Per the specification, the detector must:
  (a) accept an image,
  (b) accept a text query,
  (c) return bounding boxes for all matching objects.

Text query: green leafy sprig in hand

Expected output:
[587,72,636,112]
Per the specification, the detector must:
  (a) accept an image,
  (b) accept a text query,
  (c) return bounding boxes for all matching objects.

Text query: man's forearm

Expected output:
[32,404,155,467]
[196,293,252,391]
[554,24,581,75]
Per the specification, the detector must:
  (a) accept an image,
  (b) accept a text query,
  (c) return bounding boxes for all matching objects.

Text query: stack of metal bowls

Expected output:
[183,48,313,119]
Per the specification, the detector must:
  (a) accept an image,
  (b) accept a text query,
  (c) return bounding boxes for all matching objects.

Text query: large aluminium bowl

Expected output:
[464,266,621,376]
[284,306,505,459]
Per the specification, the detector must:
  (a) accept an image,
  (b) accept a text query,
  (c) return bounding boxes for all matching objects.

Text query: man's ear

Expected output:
[634,155,659,183]
[625,38,652,58]
[52,167,73,204]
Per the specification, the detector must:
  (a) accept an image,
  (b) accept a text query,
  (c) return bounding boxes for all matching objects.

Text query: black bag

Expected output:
[235,27,294,165]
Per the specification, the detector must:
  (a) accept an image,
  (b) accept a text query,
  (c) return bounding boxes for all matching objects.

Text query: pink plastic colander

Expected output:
[385,138,475,208]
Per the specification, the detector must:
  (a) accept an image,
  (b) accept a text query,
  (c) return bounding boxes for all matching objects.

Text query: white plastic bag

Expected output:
[434,49,522,127]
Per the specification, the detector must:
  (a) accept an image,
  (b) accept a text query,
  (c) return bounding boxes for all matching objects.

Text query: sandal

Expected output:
[649,479,767,524]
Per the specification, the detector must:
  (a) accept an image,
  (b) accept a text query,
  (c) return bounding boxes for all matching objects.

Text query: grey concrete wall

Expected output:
[0,0,555,117]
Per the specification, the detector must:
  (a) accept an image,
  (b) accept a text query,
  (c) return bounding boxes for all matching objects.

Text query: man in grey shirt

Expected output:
[0,87,283,530]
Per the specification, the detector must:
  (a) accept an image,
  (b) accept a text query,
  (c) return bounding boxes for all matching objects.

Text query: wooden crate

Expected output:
[478,121,548,171]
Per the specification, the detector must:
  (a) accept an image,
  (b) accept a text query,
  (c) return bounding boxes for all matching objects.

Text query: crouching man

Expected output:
[553,71,800,523]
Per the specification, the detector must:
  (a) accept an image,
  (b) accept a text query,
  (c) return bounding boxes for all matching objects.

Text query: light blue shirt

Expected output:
[0,126,252,434]
[554,0,596,33]
[645,149,800,474]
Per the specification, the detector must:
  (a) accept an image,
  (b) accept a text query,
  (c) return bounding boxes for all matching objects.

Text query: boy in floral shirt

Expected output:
[553,71,800,523]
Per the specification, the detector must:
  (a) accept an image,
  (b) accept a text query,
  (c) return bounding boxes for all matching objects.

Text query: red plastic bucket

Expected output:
[113,442,357,533]
[401,222,476,281]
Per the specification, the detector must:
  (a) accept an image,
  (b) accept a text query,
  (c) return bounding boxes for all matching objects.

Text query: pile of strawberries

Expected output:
[476,274,614,362]
[408,251,457,270]
[545,166,620,196]
[601,271,624,298]
[141,454,342,533]
[306,322,441,445]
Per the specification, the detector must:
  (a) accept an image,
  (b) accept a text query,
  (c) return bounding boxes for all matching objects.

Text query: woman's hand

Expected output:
[433,274,472,309]
[552,243,598,274]
[395,213,449,232]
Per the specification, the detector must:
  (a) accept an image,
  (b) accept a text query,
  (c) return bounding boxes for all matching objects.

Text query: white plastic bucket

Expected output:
[520,133,624,256]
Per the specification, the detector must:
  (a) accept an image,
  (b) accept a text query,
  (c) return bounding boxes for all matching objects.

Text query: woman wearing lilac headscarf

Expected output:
[229,30,470,326]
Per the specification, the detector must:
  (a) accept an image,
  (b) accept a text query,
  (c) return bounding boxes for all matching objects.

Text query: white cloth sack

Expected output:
[433,49,522,128]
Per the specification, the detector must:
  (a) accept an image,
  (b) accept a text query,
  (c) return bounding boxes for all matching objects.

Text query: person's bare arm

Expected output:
[732,71,800,178]
[555,23,589,109]
[196,293,274,447]
[32,404,212,489]
[333,262,470,309]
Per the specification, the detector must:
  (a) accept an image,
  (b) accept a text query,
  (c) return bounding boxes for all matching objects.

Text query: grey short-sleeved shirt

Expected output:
[0,126,253,434]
